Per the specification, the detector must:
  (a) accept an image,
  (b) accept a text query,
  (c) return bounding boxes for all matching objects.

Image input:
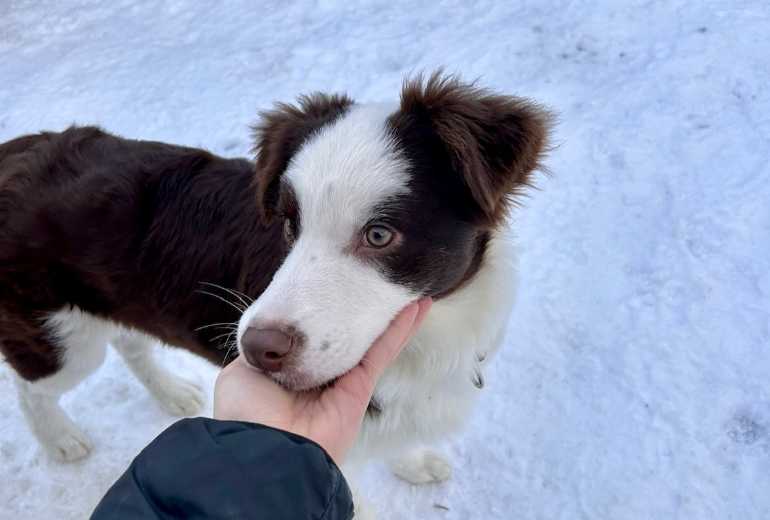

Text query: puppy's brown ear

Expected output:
[393,72,552,225]
[252,93,353,222]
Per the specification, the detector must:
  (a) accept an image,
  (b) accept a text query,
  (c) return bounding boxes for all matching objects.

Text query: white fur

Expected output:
[112,331,205,416]
[16,307,203,461]
[238,103,418,390]
[349,231,518,516]
[15,308,111,461]
[389,447,453,484]
[352,230,518,461]
[17,101,520,518]
[237,103,520,501]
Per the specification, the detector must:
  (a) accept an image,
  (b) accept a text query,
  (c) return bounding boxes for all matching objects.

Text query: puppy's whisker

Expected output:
[195,289,246,313]
[220,331,239,367]
[194,322,238,332]
[210,330,239,342]
[217,328,239,350]
[223,285,255,305]
[199,281,253,309]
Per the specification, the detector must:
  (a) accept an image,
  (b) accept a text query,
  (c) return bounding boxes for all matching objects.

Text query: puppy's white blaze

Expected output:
[286,103,409,239]
[239,103,417,389]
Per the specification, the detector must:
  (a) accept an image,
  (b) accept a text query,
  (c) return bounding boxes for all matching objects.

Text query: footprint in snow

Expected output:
[725,411,766,446]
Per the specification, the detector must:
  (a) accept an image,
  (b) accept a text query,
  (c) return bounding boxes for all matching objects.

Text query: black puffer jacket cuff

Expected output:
[91,418,354,519]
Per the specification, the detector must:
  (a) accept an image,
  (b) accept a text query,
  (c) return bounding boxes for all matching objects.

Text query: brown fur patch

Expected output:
[0,127,286,380]
[395,72,552,226]
[380,72,552,299]
[252,93,353,222]
[0,74,551,384]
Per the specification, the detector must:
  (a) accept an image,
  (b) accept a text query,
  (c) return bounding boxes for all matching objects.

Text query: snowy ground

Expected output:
[1,1,769,518]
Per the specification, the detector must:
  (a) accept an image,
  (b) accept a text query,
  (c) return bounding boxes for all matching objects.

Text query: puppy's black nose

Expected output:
[241,327,293,372]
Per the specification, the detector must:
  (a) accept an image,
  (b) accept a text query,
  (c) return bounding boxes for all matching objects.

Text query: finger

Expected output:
[411,297,432,332]
[215,357,286,399]
[358,299,423,380]
[332,298,432,406]
[214,357,296,420]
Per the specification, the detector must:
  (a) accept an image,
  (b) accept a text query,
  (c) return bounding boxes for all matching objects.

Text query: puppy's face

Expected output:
[237,74,551,390]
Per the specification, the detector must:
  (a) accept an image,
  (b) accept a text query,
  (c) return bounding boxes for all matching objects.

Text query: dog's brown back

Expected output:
[0,127,284,380]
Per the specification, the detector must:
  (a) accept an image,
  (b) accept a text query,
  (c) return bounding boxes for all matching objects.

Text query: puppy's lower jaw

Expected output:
[268,370,329,392]
[269,363,363,393]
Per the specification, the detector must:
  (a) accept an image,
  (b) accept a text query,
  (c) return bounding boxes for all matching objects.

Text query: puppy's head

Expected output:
[238,73,551,390]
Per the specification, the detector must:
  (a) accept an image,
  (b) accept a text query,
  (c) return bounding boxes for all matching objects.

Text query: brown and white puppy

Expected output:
[0,73,549,500]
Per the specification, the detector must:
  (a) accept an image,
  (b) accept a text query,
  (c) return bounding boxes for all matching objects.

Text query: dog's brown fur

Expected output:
[0,74,550,386]
[0,127,292,380]
[395,72,551,226]
[253,93,353,223]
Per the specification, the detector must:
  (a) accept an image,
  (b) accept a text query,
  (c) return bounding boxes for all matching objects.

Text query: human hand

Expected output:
[214,298,432,464]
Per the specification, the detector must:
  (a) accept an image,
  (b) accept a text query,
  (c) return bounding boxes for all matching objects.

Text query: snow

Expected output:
[1,1,769,518]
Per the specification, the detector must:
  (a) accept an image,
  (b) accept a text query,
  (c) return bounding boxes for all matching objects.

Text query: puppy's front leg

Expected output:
[112,332,205,416]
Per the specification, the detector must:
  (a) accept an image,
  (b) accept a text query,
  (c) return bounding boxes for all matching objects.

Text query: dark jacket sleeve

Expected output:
[91,418,354,520]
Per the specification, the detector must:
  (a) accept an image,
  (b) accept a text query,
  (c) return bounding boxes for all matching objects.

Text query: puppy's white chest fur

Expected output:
[352,233,518,460]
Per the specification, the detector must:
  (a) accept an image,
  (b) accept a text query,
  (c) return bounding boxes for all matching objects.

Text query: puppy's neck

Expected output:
[398,229,519,377]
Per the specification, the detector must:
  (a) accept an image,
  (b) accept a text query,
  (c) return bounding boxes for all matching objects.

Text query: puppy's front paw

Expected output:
[150,374,205,416]
[40,417,93,462]
[21,397,93,463]
[390,449,452,485]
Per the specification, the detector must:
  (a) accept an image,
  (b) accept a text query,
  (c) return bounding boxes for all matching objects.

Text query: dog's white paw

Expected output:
[390,449,452,485]
[150,375,205,416]
[43,421,93,462]
[18,388,93,463]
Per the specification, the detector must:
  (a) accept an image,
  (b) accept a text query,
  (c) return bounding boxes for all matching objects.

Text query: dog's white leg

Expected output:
[112,332,204,416]
[15,375,99,462]
[389,447,452,485]
[14,308,110,462]
[16,377,94,462]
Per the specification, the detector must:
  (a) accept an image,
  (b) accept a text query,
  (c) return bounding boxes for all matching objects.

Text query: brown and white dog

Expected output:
[0,73,550,509]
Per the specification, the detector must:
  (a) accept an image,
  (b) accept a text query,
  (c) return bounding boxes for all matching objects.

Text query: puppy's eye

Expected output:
[364,225,394,248]
[283,218,295,245]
